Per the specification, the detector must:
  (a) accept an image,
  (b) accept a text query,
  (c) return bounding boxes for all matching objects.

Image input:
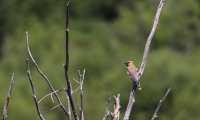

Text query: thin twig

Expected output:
[138,0,166,79]
[67,95,72,120]
[151,88,171,120]
[102,97,112,120]
[25,32,69,117]
[49,104,62,111]
[123,0,166,119]
[111,94,121,120]
[38,88,66,104]
[26,59,46,120]
[2,73,15,120]
[78,69,86,120]
[64,1,79,120]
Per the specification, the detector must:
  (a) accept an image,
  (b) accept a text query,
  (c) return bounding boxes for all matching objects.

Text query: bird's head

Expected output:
[124,60,135,67]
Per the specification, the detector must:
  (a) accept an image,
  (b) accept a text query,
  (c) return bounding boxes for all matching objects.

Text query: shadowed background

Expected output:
[0,0,200,120]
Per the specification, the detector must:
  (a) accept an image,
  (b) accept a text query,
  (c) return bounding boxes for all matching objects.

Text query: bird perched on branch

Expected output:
[125,61,138,80]
[124,61,141,94]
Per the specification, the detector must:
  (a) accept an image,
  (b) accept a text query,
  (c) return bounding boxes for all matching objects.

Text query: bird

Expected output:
[124,60,141,94]
[124,61,138,80]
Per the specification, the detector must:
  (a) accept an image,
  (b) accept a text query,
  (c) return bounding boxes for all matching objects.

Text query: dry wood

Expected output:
[2,73,15,120]
[124,0,167,119]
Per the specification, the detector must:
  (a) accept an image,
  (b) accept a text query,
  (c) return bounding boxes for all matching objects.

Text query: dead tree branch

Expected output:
[67,95,73,120]
[138,0,166,79]
[151,88,171,120]
[38,88,66,104]
[78,69,86,120]
[64,1,79,120]
[102,97,112,120]
[111,94,121,120]
[123,92,135,120]
[49,104,62,111]
[25,32,69,117]
[124,0,167,119]
[2,73,15,120]
[26,59,46,120]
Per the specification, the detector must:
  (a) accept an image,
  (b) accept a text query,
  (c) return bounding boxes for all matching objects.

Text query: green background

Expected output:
[0,0,200,119]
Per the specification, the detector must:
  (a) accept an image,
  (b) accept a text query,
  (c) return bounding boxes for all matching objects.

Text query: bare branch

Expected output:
[151,88,171,120]
[123,92,135,120]
[38,88,66,104]
[124,0,167,119]
[2,73,15,120]
[25,32,69,117]
[102,97,112,120]
[67,95,72,120]
[64,1,79,120]
[49,104,62,111]
[26,59,46,120]
[138,0,166,79]
[78,69,86,120]
[111,94,121,120]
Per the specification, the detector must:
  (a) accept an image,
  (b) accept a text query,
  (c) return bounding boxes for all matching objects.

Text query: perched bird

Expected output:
[124,61,141,94]
[125,61,138,81]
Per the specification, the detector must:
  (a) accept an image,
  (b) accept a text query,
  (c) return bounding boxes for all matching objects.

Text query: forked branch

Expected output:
[25,32,69,117]
[2,73,15,120]
[64,1,79,120]
[38,88,66,104]
[124,0,167,119]
[26,59,45,120]
[111,94,121,120]
[102,97,112,120]
[78,69,86,120]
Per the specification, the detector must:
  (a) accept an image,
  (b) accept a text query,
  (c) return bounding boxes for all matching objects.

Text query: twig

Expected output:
[78,69,86,120]
[123,0,166,119]
[2,73,15,120]
[111,94,121,120]
[64,1,79,120]
[38,88,66,104]
[26,59,46,120]
[49,104,62,111]
[102,97,112,120]
[25,32,69,117]
[151,88,171,120]
[138,0,166,79]
[67,95,72,120]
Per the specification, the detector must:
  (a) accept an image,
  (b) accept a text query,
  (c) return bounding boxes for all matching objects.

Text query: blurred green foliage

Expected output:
[0,0,200,120]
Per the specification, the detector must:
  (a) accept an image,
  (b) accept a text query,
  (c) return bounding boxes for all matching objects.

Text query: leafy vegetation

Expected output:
[0,0,200,120]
